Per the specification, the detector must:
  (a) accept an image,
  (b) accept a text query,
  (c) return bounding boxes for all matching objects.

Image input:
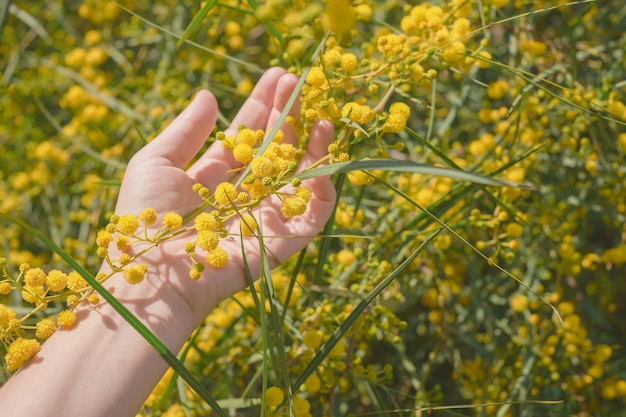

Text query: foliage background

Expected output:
[1,0,626,416]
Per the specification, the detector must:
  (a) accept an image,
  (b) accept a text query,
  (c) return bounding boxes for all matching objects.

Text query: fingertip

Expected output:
[141,89,218,168]
[192,89,218,111]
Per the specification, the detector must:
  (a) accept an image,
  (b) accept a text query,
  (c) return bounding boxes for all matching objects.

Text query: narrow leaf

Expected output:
[292,227,442,391]
[177,0,218,47]
[296,159,535,189]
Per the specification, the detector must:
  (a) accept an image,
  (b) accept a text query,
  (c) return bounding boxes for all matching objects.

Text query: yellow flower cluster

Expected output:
[323,0,356,36]
[382,102,411,133]
[4,337,41,371]
[0,258,101,370]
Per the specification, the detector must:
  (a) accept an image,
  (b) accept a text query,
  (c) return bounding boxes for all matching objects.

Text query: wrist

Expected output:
[92,262,196,352]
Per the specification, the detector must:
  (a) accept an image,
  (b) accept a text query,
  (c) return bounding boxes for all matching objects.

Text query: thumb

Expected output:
[137,90,218,168]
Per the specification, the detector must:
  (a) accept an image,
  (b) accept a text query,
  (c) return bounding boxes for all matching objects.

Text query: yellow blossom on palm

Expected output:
[206,247,229,268]
[239,214,258,236]
[139,207,157,225]
[123,264,148,284]
[194,212,219,232]
[214,182,237,205]
[57,310,77,329]
[281,196,308,218]
[117,214,139,235]
[162,212,183,230]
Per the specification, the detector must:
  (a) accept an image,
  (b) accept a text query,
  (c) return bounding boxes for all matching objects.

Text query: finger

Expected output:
[250,119,336,265]
[187,68,287,184]
[299,119,334,169]
[263,72,300,145]
[135,90,217,169]
[227,67,288,134]
[194,119,336,303]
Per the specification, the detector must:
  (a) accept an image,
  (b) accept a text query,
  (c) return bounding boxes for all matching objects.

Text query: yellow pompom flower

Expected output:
[281,197,308,218]
[96,229,113,248]
[509,293,529,313]
[206,247,229,268]
[340,53,357,72]
[88,293,100,305]
[161,403,186,417]
[341,102,375,124]
[295,186,312,202]
[486,80,509,100]
[304,374,321,394]
[6,318,21,331]
[36,318,57,339]
[196,230,219,252]
[324,0,355,34]
[123,264,148,284]
[21,285,44,304]
[505,167,526,183]
[57,310,77,329]
[0,282,11,295]
[240,214,258,236]
[237,128,258,146]
[116,235,130,251]
[389,102,410,119]
[293,397,311,417]
[336,249,356,266]
[162,212,183,231]
[117,253,133,266]
[303,329,323,349]
[0,304,17,327]
[214,182,237,205]
[265,386,284,407]
[5,337,41,371]
[45,269,68,292]
[382,113,408,133]
[66,295,79,308]
[24,268,46,287]
[139,207,157,225]
[241,178,270,199]
[233,143,255,164]
[251,156,274,177]
[117,214,139,235]
[348,170,375,186]
[237,191,250,203]
[194,212,219,232]
[66,271,88,291]
[305,66,326,88]
[189,265,203,280]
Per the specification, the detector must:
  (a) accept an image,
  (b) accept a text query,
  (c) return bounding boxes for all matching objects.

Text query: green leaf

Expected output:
[177,0,218,47]
[296,159,535,189]
[245,0,284,45]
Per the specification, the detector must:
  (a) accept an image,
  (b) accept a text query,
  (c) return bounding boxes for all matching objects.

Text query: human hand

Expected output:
[107,67,336,332]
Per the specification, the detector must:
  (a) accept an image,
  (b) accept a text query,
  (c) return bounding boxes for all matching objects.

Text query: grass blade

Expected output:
[177,0,218,47]
[292,227,442,391]
[296,159,535,189]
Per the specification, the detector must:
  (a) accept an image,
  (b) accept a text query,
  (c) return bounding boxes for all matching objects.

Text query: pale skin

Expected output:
[0,68,336,416]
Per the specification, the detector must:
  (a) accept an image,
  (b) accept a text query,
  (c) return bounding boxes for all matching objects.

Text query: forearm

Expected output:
[0,273,193,417]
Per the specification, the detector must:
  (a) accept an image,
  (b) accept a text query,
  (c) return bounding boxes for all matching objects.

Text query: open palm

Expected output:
[111,68,335,327]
